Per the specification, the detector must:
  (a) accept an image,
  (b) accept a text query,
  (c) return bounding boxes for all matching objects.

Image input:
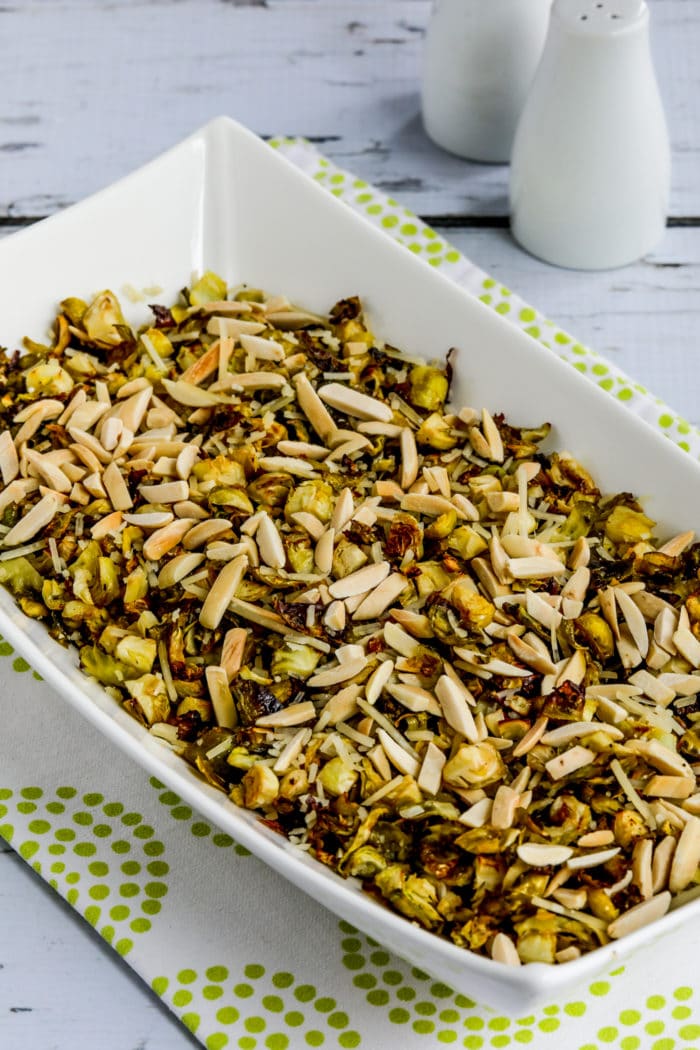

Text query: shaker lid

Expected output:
[552,0,648,35]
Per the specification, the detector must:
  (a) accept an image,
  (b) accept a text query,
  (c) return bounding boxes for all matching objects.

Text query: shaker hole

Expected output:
[580,13,588,19]
[610,12,620,17]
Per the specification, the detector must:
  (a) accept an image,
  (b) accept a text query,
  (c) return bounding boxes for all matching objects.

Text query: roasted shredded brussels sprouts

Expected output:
[2,277,700,967]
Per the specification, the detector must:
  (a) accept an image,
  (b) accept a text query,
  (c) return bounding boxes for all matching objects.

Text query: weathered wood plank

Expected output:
[0,0,696,219]
[0,851,200,1050]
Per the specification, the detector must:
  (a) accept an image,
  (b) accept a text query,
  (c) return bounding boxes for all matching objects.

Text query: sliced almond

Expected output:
[102,460,133,511]
[490,932,520,967]
[157,552,205,589]
[328,561,389,600]
[566,847,620,870]
[377,728,420,778]
[2,493,60,546]
[199,554,248,630]
[651,835,677,893]
[545,745,596,781]
[0,430,19,484]
[142,518,196,561]
[417,742,446,796]
[353,573,407,622]
[318,382,393,423]
[314,527,335,576]
[517,843,574,868]
[256,702,316,728]
[205,665,238,729]
[607,892,671,939]
[256,512,286,570]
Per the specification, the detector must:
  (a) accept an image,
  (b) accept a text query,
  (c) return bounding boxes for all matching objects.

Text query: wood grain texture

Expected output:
[0,0,697,219]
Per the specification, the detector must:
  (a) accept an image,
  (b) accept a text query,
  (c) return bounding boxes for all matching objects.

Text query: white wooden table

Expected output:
[0,2,698,1047]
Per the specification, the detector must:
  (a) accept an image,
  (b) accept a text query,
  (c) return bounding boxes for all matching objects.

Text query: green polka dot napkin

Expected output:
[3,141,700,1050]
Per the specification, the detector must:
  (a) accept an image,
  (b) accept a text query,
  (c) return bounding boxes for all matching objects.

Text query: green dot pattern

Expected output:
[0,784,167,956]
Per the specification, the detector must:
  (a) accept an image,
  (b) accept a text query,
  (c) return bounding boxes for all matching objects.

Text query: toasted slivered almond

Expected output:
[123,511,174,529]
[157,552,205,588]
[644,775,695,799]
[552,888,588,910]
[541,722,623,747]
[545,745,596,781]
[481,408,504,462]
[507,633,556,675]
[68,400,111,434]
[290,511,326,540]
[654,606,678,654]
[671,814,700,890]
[318,382,393,423]
[331,487,355,531]
[139,480,189,504]
[399,427,418,489]
[325,434,371,461]
[273,727,312,776]
[205,665,238,729]
[328,561,389,599]
[658,530,695,556]
[90,510,124,539]
[385,621,420,659]
[323,600,346,632]
[240,333,285,361]
[257,702,316,728]
[486,491,519,515]
[216,371,287,393]
[614,587,649,658]
[435,675,479,742]
[491,785,520,830]
[627,668,675,707]
[180,341,221,386]
[315,527,335,575]
[561,566,590,603]
[182,519,232,549]
[377,728,420,777]
[365,659,394,705]
[2,493,60,546]
[490,932,520,967]
[556,649,587,687]
[625,738,694,779]
[386,683,439,715]
[307,658,365,688]
[451,493,479,521]
[23,449,72,494]
[112,386,152,433]
[673,625,700,668]
[293,372,337,442]
[390,608,434,639]
[569,536,590,570]
[511,716,548,758]
[468,424,492,459]
[599,587,620,640]
[102,461,133,511]
[652,835,677,893]
[577,829,615,848]
[566,847,620,870]
[607,892,671,939]
[353,573,407,622]
[161,378,225,407]
[176,444,199,480]
[83,471,107,499]
[517,843,574,867]
[507,556,566,579]
[199,554,248,630]
[256,512,286,569]
[525,589,563,631]
[142,518,196,561]
[228,597,288,634]
[277,440,328,461]
[206,316,265,339]
[220,627,248,681]
[632,838,654,899]
[0,430,19,484]
[100,416,123,452]
[458,797,492,828]
[417,742,446,796]
[401,493,457,518]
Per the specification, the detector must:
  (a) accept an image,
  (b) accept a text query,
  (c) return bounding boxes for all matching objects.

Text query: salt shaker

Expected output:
[509,0,670,269]
[421,0,553,163]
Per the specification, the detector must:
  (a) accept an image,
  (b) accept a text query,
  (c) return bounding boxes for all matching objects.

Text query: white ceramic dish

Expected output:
[0,117,699,1014]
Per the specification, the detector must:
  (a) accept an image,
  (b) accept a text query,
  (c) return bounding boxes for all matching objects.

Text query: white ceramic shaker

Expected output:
[421,0,553,163]
[509,0,670,269]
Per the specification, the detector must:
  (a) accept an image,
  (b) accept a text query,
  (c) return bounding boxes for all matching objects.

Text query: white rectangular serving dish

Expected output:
[0,116,699,1014]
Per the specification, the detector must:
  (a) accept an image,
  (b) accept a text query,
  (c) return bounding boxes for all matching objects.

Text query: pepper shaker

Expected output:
[421,0,553,163]
[509,0,670,269]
